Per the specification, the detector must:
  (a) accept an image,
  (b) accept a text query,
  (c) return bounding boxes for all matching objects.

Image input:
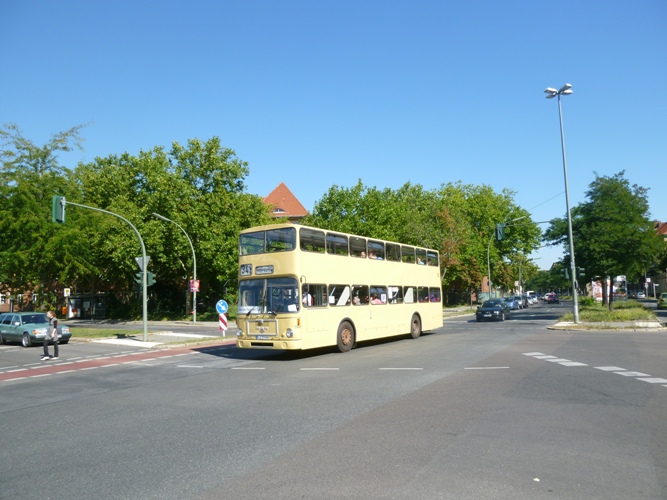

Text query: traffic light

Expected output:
[577,267,585,278]
[135,272,156,286]
[561,268,570,280]
[495,223,505,241]
[52,195,66,223]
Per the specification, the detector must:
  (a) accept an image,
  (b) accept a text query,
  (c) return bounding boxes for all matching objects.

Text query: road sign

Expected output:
[64,288,71,297]
[190,279,200,292]
[216,300,228,314]
[135,256,151,271]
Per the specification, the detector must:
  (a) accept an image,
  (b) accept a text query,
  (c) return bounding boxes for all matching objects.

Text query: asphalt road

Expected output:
[1,301,666,499]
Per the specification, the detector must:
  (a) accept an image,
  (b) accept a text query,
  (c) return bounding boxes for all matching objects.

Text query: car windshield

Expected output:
[482,300,501,308]
[21,314,48,325]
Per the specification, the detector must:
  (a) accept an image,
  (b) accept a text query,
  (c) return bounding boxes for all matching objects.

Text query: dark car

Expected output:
[476,299,510,322]
[0,312,71,347]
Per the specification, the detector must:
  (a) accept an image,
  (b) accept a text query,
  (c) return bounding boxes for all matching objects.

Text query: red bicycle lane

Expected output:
[0,342,233,383]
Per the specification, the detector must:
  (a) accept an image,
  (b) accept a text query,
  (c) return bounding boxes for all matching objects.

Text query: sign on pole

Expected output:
[217,300,229,336]
[135,256,151,271]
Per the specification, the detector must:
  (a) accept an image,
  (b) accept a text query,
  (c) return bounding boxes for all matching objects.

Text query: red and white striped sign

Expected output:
[219,313,228,332]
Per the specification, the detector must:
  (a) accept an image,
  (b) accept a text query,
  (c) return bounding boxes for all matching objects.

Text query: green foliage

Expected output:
[560,299,655,323]
[1,125,271,317]
[304,180,542,302]
[0,123,92,297]
[544,171,665,288]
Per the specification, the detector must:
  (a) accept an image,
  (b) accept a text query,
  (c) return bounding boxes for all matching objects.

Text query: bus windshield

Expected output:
[238,277,300,314]
[240,227,296,255]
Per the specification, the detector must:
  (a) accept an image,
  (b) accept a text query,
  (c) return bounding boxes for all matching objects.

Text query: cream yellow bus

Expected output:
[235,223,443,352]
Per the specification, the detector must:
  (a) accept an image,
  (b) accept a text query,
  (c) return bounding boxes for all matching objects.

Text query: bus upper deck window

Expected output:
[401,246,415,264]
[426,251,438,266]
[368,241,384,260]
[300,228,325,253]
[266,227,296,252]
[326,233,349,256]
[350,237,367,258]
[416,249,427,265]
[240,231,266,255]
[386,243,400,262]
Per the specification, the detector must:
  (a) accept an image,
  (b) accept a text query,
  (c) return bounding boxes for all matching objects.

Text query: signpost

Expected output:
[216,300,228,336]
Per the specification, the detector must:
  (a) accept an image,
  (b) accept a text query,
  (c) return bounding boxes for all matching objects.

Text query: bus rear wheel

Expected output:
[410,314,422,339]
[337,321,354,353]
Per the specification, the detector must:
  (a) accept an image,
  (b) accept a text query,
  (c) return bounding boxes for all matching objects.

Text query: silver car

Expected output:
[0,312,71,347]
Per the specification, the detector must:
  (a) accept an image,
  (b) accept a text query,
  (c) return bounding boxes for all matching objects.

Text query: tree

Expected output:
[544,171,665,310]
[73,137,272,316]
[0,123,93,309]
[304,180,542,303]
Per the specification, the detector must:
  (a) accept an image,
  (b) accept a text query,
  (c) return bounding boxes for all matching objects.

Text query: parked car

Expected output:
[504,296,520,310]
[0,312,71,347]
[545,293,560,304]
[636,291,646,299]
[476,299,510,322]
[658,293,667,310]
[521,294,530,308]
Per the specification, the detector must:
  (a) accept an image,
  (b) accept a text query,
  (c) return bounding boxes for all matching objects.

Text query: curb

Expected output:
[549,321,667,332]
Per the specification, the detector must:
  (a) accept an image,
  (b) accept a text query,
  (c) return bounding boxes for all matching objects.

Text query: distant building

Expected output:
[654,221,667,240]
[263,182,308,223]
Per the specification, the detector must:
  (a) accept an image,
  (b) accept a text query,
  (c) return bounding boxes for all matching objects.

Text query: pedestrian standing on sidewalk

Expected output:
[42,310,59,360]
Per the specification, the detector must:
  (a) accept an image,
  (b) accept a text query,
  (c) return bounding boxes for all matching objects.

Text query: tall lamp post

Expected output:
[152,213,197,324]
[545,83,579,323]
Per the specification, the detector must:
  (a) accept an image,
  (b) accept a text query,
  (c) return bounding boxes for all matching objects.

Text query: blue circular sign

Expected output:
[216,300,228,314]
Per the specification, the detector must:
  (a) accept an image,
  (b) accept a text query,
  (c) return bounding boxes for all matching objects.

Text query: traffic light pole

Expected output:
[53,199,149,341]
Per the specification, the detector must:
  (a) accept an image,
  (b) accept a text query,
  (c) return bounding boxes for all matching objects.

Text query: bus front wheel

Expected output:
[410,314,422,339]
[337,321,354,353]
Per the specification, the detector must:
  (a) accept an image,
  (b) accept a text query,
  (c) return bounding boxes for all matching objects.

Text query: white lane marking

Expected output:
[637,378,667,384]
[465,367,509,370]
[300,368,339,371]
[558,361,588,367]
[595,366,627,371]
[614,371,650,377]
[533,355,559,359]
[523,352,545,356]
[546,358,571,363]
[177,365,204,369]
[379,367,423,371]
[231,367,265,370]
[0,366,19,370]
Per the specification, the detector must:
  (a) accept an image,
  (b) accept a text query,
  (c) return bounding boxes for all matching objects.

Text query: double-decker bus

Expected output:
[235,223,443,352]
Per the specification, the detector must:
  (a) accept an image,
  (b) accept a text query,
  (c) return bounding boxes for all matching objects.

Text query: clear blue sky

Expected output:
[3,0,665,270]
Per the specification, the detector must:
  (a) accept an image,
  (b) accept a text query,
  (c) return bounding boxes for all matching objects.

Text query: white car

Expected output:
[636,291,646,299]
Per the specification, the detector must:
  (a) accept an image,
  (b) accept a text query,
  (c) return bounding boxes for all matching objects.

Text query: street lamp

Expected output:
[152,213,198,323]
[545,83,579,323]
[487,215,526,299]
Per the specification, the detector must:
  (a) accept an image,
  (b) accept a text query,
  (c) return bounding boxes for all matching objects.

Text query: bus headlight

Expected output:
[285,328,294,338]
[236,328,243,338]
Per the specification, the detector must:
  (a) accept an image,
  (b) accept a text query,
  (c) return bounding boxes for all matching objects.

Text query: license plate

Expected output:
[256,335,270,340]
[483,313,492,317]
